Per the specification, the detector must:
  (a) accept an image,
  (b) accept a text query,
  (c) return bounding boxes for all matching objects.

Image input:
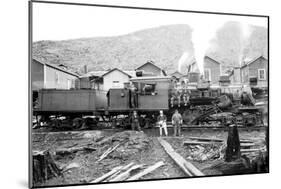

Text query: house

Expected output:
[203,56,221,84]
[90,68,135,91]
[229,67,242,84]
[170,71,184,80]
[80,71,107,90]
[32,58,80,91]
[135,61,167,77]
[240,56,268,88]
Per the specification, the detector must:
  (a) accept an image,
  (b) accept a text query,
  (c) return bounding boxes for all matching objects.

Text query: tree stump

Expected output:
[225,125,241,162]
[33,150,62,184]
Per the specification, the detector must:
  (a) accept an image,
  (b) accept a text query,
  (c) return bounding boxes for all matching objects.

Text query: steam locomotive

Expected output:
[33,74,265,129]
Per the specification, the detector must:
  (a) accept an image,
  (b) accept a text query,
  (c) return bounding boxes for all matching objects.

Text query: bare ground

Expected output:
[32,128,266,187]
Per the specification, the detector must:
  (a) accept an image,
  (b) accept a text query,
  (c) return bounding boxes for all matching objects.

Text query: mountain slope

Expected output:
[33,24,194,74]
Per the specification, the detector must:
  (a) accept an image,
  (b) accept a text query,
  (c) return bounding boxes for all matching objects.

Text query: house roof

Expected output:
[136,61,167,76]
[170,71,184,78]
[80,71,107,78]
[32,58,80,77]
[101,68,135,78]
[204,56,221,64]
[241,55,267,69]
[130,76,172,81]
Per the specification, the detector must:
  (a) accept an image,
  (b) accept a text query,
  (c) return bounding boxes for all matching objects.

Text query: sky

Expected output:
[32,2,268,73]
[33,2,267,41]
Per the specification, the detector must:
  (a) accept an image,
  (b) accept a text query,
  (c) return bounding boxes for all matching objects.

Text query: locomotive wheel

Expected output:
[183,109,201,125]
[72,118,84,129]
[120,117,131,129]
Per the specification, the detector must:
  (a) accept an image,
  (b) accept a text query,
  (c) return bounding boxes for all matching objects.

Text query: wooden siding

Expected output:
[103,69,130,91]
[203,57,221,84]
[32,60,44,90]
[241,57,268,87]
[45,66,77,89]
[32,60,79,90]
[137,63,163,76]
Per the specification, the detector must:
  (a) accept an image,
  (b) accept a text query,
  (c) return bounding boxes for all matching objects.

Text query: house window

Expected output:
[55,72,60,84]
[258,69,266,80]
[204,69,211,81]
[112,81,120,88]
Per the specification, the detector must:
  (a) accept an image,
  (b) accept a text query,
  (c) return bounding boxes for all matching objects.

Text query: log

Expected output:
[90,166,123,183]
[110,164,144,181]
[158,138,204,177]
[55,146,96,155]
[127,161,164,181]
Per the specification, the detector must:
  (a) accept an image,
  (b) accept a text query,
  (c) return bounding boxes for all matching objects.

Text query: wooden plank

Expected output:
[106,162,135,181]
[127,161,165,181]
[90,166,123,183]
[183,141,219,145]
[158,138,204,177]
[97,143,120,162]
[110,164,144,182]
[241,147,266,153]
[186,137,224,142]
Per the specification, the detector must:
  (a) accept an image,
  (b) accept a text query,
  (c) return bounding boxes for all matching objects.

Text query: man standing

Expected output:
[172,109,183,136]
[157,110,168,136]
[130,111,141,131]
[129,82,138,108]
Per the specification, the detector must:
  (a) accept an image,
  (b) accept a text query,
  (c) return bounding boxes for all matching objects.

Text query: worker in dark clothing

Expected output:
[130,111,141,131]
[172,109,183,136]
[157,110,168,136]
[129,82,138,108]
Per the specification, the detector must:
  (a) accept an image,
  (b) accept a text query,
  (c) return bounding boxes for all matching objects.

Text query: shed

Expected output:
[240,56,268,88]
[31,58,80,91]
[101,68,135,91]
[203,56,221,84]
[135,61,167,77]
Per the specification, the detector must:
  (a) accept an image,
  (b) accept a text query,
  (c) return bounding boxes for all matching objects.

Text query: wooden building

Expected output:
[240,56,268,88]
[135,61,167,77]
[32,58,79,91]
[203,56,221,84]
[88,68,135,91]
[229,67,242,84]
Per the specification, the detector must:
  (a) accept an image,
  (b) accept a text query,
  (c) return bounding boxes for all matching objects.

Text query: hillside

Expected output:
[33,23,268,75]
[33,25,194,74]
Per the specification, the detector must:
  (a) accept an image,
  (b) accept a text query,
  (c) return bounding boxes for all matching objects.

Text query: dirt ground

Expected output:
[32,128,266,187]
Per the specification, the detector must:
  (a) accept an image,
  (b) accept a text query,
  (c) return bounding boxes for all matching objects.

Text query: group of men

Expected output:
[130,109,183,137]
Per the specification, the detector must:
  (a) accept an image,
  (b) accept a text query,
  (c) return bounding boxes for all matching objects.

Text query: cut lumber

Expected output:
[183,141,219,145]
[98,143,120,162]
[90,166,123,183]
[158,138,204,177]
[241,147,266,153]
[127,161,164,181]
[186,137,224,142]
[55,146,96,155]
[106,162,134,181]
[240,143,256,148]
[110,164,144,181]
